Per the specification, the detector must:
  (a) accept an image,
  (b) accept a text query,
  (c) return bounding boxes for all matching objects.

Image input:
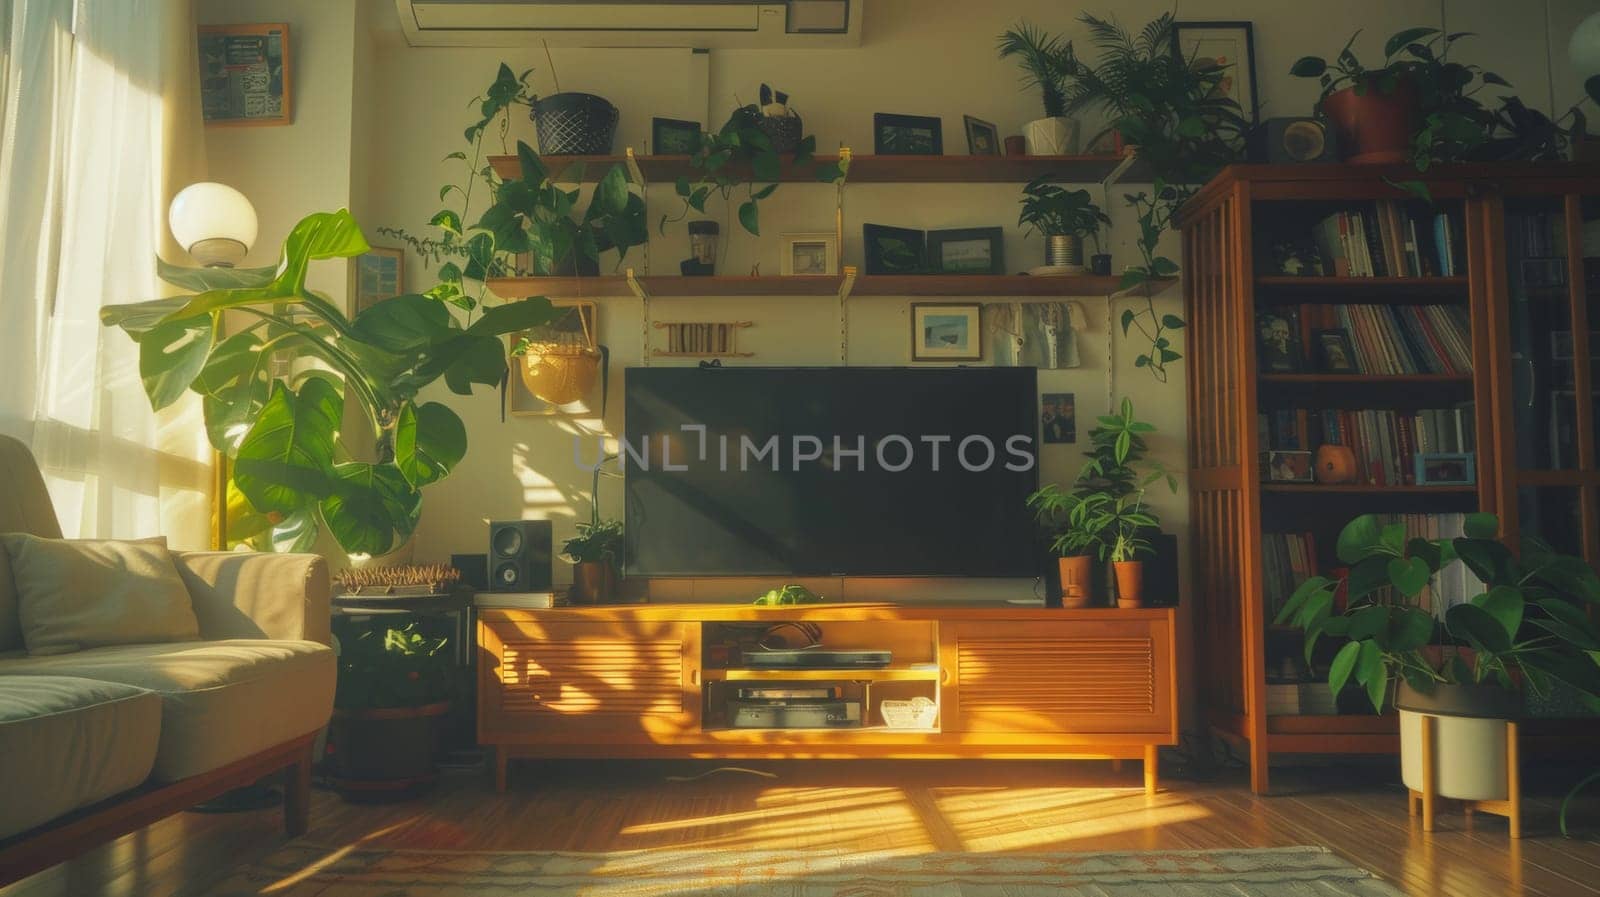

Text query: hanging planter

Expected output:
[519,304,602,407]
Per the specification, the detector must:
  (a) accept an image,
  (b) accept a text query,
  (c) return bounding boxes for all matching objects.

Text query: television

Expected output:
[623,366,1039,576]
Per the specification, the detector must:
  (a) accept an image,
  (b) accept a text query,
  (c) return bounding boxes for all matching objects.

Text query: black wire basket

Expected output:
[757,113,803,154]
[531,92,619,155]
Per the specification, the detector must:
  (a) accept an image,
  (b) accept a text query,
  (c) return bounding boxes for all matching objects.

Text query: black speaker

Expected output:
[487,520,552,592]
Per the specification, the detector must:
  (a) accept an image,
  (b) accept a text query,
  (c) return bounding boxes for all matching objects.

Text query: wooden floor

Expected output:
[6,758,1600,897]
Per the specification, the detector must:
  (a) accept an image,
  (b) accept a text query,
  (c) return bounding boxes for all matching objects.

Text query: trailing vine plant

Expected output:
[1062,13,1248,381]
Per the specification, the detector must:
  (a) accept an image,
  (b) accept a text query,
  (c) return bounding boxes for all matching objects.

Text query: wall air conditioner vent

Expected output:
[397,0,860,48]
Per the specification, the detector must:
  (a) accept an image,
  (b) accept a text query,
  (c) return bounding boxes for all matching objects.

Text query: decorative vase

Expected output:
[1090,253,1112,276]
[1023,116,1079,155]
[1045,234,1084,271]
[1058,555,1094,608]
[1113,560,1144,608]
[571,560,618,604]
[1315,444,1359,484]
[328,701,449,800]
[1320,77,1419,164]
[1398,682,1519,801]
[531,92,619,155]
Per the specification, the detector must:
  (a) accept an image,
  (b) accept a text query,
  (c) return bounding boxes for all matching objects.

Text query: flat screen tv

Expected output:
[623,366,1039,577]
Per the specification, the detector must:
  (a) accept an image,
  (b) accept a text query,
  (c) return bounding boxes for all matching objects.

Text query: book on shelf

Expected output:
[1265,303,1473,375]
[1308,202,1465,278]
[1259,405,1474,485]
[1262,531,1317,620]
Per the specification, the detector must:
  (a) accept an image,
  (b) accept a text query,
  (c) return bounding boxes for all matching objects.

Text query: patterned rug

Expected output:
[212,845,1405,896]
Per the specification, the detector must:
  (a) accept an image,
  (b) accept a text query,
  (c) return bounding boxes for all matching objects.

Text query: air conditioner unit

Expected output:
[396,0,861,48]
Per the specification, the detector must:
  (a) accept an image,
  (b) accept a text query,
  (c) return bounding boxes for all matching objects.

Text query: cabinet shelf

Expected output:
[1254,275,1470,302]
[703,664,940,682]
[1261,483,1478,494]
[488,152,1149,185]
[1259,373,1473,385]
[487,273,1174,300]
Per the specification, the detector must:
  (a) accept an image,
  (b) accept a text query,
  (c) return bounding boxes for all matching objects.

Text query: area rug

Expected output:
[211,845,1405,896]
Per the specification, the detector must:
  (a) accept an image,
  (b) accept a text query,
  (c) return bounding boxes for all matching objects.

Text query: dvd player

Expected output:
[740,648,892,669]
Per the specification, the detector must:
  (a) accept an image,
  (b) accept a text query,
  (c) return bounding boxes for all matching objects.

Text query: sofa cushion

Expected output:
[2,534,199,656]
[0,639,334,781]
[0,675,161,840]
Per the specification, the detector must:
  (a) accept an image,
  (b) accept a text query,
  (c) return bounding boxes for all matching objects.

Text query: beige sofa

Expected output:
[0,435,335,885]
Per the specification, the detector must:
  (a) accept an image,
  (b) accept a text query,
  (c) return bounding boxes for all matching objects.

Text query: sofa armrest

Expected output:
[172,552,331,646]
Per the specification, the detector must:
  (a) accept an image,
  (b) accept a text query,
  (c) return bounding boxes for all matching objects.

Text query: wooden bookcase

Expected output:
[1176,162,1600,794]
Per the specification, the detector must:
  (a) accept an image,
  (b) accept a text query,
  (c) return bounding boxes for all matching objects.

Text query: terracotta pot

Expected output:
[1113,560,1144,608]
[1058,555,1094,608]
[1315,444,1359,484]
[1320,77,1419,164]
[571,560,618,604]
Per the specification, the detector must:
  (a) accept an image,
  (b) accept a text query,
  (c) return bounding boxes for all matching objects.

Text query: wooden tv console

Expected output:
[477,604,1177,793]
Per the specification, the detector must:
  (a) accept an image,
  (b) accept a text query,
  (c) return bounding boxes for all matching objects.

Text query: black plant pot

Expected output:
[757,114,803,154]
[1090,253,1113,276]
[328,701,449,801]
[531,92,619,155]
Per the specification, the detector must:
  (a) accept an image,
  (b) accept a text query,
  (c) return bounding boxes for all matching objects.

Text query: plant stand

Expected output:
[1406,715,1521,838]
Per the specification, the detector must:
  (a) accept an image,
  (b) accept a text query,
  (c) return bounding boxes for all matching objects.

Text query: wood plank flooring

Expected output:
[5,759,1600,897]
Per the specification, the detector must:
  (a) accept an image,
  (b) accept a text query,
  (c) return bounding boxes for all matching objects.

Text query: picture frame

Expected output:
[1314,328,1358,373]
[351,247,404,316]
[1041,393,1076,444]
[1262,450,1314,483]
[1171,21,1258,126]
[963,115,1000,155]
[509,301,599,417]
[926,227,1005,275]
[198,23,292,127]
[780,232,839,276]
[874,113,943,155]
[651,117,703,155]
[911,303,981,362]
[1256,310,1302,373]
[1416,452,1476,486]
[863,224,926,275]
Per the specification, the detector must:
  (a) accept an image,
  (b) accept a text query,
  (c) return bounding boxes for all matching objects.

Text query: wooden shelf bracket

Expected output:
[625,267,648,301]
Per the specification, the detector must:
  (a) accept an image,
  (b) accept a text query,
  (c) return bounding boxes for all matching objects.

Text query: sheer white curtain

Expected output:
[0,0,211,546]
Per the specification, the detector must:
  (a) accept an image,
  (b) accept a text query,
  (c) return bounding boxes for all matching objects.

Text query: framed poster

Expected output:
[198,23,292,126]
[910,303,981,362]
[1171,21,1257,126]
[351,248,404,316]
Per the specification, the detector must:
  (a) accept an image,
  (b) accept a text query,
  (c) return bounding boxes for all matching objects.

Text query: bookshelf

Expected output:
[1176,162,1600,795]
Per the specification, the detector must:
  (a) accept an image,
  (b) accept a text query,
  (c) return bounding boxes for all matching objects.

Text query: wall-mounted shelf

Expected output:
[487,272,1175,300]
[488,151,1149,185]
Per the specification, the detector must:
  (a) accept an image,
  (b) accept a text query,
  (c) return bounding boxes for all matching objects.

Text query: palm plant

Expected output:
[996,23,1077,119]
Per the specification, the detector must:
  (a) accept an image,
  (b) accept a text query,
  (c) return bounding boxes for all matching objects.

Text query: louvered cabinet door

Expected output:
[480,618,700,741]
[948,620,1173,735]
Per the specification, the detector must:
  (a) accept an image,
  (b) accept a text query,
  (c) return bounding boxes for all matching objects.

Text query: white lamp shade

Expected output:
[168,182,258,266]
[1572,12,1600,84]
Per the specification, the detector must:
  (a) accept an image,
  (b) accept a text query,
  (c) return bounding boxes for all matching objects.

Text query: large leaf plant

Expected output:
[102,210,559,556]
[1275,513,1600,713]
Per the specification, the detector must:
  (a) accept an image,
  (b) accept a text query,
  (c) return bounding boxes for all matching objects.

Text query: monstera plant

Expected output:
[102,210,557,555]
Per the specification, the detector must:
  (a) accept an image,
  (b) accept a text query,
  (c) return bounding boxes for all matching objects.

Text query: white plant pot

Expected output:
[1397,683,1518,802]
[1023,117,1080,155]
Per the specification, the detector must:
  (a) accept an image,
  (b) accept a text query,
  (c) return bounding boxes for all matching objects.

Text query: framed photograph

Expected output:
[1262,450,1314,483]
[874,113,943,155]
[651,117,702,155]
[780,232,838,276]
[1041,393,1076,444]
[1171,21,1258,125]
[1256,310,1302,373]
[863,224,926,275]
[351,247,404,316]
[926,227,1004,275]
[963,115,1000,155]
[509,301,599,417]
[1314,328,1358,373]
[1416,452,1476,486]
[911,303,981,362]
[198,23,291,126]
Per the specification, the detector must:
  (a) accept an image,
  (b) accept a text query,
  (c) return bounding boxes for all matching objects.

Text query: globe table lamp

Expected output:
[168,182,258,268]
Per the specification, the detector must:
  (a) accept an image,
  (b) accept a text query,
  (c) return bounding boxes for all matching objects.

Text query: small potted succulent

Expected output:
[330,624,454,799]
[1276,513,1600,812]
[997,22,1080,155]
[1017,176,1109,273]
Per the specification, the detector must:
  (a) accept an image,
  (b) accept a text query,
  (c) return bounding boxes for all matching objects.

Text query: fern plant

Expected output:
[996,22,1077,119]
[1063,13,1247,382]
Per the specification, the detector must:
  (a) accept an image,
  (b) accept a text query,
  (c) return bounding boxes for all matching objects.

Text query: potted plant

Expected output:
[1276,513,1600,810]
[565,457,623,603]
[1027,398,1175,607]
[752,83,804,154]
[997,22,1080,155]
[1017,177,1109,272]
[329,623,454,798]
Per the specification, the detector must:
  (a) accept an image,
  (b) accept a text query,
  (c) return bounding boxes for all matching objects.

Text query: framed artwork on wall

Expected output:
[873,113,943,155]
[197,23,292,126]
[863,224,926,275]
[910,303,981,362]
[780,232,839,276]
[651,117,702,154]
[1171,21,1257,125]
[963,116,1000,155]
[926,227,1004,275]
[351,247,404,315]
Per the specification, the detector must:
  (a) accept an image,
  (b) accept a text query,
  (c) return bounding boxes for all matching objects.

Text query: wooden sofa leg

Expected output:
[285,742,314,837]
